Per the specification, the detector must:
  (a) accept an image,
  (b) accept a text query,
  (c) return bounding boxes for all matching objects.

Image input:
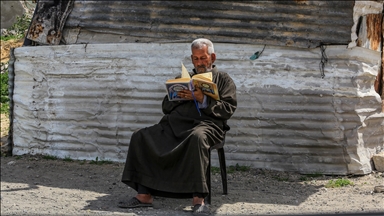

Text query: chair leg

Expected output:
[206,146,227,205]
[218,148,227,195]
[206,150,212,205]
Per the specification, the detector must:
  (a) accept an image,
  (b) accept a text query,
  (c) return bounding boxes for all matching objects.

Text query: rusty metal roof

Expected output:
[60,0,354,48]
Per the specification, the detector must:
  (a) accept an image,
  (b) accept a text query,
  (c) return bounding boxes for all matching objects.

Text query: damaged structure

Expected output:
[8,0,384,175]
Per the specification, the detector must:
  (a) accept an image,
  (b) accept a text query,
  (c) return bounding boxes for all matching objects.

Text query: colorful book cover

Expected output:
[166,81,191,101]
[165,63,220,101]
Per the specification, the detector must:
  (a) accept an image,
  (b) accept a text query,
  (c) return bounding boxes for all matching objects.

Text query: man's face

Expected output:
[191,45,216,74]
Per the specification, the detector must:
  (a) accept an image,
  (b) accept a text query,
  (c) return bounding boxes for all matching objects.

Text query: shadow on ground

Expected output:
[0,154,332,215]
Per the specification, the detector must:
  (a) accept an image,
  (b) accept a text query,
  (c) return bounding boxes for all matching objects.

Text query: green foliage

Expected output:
[90,156,113,165]
[1,63,9,114]
[1,14,31,41]
[0,14,31,114]
[42,155,58,160]
[0,103,9,115]
[227,163,251,174]
[63,156,74,162]
[211,166,220,175]
[325,178,354,188]
[0,71,9,103]
[0,35,20,41]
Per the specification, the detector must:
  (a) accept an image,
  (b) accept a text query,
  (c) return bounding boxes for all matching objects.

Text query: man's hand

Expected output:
[178,86,204,103]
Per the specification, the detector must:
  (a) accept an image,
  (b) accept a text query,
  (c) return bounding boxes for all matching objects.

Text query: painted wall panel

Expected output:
[12,43,383,175]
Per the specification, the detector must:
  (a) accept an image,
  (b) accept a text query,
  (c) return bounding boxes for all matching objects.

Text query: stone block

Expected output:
[372,152,384,172]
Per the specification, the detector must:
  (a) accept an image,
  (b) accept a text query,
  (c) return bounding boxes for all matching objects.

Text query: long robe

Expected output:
[121,66,237,198]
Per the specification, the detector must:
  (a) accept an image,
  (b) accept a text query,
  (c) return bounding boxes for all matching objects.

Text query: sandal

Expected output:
[117,197,153,208]
[192,204,210,215]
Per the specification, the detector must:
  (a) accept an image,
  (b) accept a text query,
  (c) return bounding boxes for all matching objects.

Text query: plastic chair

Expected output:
[205,134,228,205]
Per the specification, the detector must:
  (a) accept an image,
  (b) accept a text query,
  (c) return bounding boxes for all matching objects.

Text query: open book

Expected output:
[165,63,220,101]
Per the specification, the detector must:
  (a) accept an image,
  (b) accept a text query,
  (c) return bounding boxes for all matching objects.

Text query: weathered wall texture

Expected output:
[26,0,74,45]
[349,0,384,49]
[12,43,383,175]
[59,0,354,48]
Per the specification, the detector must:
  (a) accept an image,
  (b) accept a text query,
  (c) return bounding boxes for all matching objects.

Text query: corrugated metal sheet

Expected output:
[12,43,383,175]
[61,0,354,48]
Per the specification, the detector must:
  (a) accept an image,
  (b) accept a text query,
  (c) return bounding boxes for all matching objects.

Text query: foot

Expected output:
[117,197,153,208]
[136,193,153,204]
[182,197,208,213]
[193,203,210,215]
[192,196,204,206]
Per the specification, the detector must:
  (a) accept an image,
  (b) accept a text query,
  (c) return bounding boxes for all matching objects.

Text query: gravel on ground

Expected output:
[1,154,383,216]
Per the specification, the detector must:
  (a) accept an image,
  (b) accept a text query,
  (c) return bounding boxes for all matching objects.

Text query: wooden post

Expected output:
[360,13,384,112]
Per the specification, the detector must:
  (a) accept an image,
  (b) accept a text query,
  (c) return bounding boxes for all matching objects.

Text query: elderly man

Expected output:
[119,38,237,214]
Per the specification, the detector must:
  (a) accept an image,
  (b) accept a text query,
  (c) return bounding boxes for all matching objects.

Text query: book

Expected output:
[165,63,220,101]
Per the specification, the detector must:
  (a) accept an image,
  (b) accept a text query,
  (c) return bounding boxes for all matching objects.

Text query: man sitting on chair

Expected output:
[119,38,237,214]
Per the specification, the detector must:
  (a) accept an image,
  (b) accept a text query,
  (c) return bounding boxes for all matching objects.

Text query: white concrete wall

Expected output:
[12,43,384,175]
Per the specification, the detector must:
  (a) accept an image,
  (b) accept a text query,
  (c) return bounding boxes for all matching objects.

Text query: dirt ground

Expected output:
[1,105,384,216]
[1,39,23,63]
[0,114,9,137]
[0,152,383,216]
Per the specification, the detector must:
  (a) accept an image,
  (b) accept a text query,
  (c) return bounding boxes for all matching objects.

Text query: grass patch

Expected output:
[1,14,31,41]
[1,103,9,115]
[0,35,20,41]
[90,157,113,165]
[325,178,353,188]
[42,155,58,160]
[1,63,9,115]
[211,166,220,174]
[227,163,251,174]
[1,70,9,115]
[63,156,74,162]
